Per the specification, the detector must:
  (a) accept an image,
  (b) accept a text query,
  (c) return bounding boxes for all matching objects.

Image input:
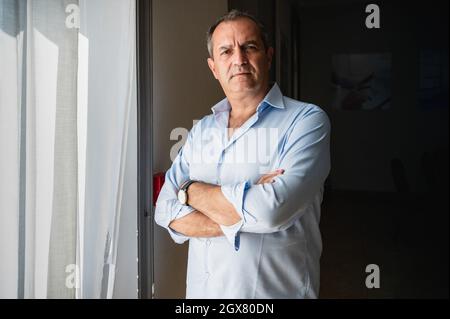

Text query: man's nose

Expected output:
[233,48,248,65]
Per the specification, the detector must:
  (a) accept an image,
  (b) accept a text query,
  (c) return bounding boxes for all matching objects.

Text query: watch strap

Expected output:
[180,180,195,191]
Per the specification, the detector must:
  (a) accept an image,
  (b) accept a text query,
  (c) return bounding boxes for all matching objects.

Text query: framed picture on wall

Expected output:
[331,53,392,111]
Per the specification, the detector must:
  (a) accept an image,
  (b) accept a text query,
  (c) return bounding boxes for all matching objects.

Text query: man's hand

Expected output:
[256,169,285,184]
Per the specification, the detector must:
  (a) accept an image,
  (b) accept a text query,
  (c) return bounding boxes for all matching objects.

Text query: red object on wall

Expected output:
[153,172,166,206]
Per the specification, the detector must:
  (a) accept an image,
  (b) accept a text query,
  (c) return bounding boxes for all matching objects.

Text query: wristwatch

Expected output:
[177,180,196,205]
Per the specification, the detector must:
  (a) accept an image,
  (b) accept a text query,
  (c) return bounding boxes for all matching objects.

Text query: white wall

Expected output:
[152,0,228,298]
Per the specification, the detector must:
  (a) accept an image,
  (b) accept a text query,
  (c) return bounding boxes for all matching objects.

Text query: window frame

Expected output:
[136,0,154,299]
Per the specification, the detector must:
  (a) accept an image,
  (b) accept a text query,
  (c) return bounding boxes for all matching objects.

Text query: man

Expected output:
[155,10,330,298]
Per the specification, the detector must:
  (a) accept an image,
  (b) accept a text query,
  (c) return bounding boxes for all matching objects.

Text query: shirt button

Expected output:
[206,239,211,246]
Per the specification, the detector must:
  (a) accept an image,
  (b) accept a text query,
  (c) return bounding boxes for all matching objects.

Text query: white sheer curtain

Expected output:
[0,0,136,298]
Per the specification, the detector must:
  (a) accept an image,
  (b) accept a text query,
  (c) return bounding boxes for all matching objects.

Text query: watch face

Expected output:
[178,190,187,205]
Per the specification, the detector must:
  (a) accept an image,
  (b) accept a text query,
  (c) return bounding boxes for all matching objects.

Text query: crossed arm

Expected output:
[160,110,331,240]
[169,210,223,237]
[169,170,284,237]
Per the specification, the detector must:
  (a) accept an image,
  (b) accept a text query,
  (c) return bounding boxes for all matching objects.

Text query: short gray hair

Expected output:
[206,9,270,58]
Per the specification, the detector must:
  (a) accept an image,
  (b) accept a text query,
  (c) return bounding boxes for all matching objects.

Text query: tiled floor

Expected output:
[319,190,449,298]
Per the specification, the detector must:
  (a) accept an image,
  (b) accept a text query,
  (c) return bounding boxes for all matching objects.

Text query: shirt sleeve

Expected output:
[222,108,331,237]
[154,126,197,244]
[218,181,249,250]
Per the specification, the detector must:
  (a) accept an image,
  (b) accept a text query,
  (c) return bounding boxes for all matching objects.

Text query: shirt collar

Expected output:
[261,82,285,110]
[211,82,285,115]
[211,97,231,115]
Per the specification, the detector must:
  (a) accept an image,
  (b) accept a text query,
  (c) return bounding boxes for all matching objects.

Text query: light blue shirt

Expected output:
[155,83,331,298]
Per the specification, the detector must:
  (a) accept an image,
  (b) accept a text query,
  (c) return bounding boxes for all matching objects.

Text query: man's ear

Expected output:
[207,57,219,80]
[266,47,274,70]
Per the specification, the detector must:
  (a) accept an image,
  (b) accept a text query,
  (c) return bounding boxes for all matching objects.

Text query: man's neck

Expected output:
[227,84,270,120]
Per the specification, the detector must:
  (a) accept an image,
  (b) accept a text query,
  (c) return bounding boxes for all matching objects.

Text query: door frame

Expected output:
[136,0,154,299]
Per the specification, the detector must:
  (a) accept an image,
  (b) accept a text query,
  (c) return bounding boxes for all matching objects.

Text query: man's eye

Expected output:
[220,50,230,55]
[245,45,257,51]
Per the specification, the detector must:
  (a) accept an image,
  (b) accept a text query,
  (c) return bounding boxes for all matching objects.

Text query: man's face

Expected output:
[207,18,273,97]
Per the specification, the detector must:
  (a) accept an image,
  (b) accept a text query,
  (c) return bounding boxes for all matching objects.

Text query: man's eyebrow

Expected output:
[241,40,259,46]
[218,44,232,51]
[218,40,260,51]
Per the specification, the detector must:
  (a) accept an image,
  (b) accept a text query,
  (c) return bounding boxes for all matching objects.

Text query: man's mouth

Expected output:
[231,72,251,79]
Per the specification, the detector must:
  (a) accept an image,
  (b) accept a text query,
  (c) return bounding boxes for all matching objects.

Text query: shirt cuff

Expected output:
[164,202,196,244]
[167,227,191,244]
[220,181,250,250]
[219,220,244,251]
